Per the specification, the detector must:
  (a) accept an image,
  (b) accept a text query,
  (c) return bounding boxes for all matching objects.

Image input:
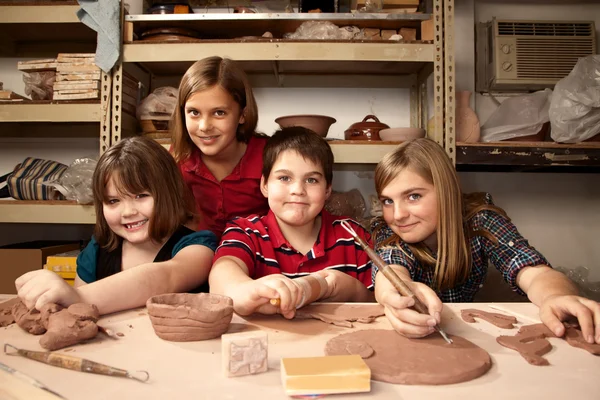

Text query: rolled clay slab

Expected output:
[294,303,384,328]
[325,329,491,385]
[146,293,234,342]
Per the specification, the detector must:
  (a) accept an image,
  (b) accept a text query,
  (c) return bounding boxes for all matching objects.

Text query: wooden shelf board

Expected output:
[0,201,95,224]
[0,4,80,23]
[123,41,433,76]
[456,141,600,167]
[0,101,101,122]
[157,138,399,164]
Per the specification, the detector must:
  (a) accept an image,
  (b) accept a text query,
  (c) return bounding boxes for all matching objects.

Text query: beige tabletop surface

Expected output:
[0,297,599,400]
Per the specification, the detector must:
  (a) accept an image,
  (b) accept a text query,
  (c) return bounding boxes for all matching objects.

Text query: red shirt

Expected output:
[179,135,270,239]
[214,210,374,290]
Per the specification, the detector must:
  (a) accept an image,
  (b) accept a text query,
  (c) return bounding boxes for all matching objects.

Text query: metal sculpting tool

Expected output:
[340,220,453,344]
[4,343,150,382]
[0,360,67,399]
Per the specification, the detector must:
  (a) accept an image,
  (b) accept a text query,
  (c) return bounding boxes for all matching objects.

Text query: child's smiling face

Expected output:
[260,149,331,230]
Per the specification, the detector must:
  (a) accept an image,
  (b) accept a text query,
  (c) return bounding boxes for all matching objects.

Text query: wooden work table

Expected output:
[0,299,599,399]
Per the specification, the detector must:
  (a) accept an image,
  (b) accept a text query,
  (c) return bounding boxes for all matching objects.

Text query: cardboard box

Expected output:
[0,241,81,294]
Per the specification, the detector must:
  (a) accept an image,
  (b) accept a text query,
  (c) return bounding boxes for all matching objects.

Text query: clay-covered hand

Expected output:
[539,294,600,344]
[375,267,442,338]
[15,270,82,311]
[228,274,304,319]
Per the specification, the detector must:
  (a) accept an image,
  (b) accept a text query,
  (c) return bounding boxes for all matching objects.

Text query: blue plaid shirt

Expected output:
[371,195,550,302]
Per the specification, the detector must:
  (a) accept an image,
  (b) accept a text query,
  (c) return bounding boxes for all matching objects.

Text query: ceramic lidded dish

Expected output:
[344,115,389,141]
[379,128,426,142]
[146,293,234,342]
[274,115,337,137]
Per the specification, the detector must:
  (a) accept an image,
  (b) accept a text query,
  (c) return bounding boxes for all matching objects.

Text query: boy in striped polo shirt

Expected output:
[209,127,375,319]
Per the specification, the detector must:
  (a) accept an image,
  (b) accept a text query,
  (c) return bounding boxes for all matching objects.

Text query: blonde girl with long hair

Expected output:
[171,56,269,239]
[16,137,217,315]
[372,138,600,344]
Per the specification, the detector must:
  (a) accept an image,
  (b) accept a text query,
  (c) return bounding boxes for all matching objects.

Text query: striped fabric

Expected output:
[4,158,67,200]
[214,210,374,290]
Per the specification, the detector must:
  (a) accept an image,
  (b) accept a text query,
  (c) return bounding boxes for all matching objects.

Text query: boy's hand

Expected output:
[315,269,354,301]
[15,270,82,311]
[228,275,305,319]
[539,294,600,344]
[377,275,442,338]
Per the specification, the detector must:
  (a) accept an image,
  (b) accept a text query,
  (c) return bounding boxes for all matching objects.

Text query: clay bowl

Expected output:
[146,293,233,342]
[275,114,337,137]
[379,127,426,142]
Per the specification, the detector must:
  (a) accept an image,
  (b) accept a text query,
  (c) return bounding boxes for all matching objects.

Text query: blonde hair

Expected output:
[374,138,506,291]
[170,56,259,164]
[93,137,195,251]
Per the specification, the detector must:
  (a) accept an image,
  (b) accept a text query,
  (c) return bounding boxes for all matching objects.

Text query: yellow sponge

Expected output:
[281,355,371,396]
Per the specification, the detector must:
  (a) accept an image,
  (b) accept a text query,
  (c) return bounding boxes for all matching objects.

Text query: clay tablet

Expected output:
[325,329,491,385]
[294,303,384,328]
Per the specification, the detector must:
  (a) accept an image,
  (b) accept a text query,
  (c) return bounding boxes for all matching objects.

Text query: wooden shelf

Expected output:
[0,101,102,123]
[0,201,95,224]
[0,3,96,56]
[456,141,600,168]
[156,139,399,164]
[123,41,434,76]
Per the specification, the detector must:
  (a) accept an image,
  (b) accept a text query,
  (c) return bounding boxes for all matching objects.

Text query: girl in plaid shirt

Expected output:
[372,138,600,345]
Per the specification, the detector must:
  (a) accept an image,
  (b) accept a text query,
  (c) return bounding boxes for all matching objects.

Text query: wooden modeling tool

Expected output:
[4,344,150,382]
[340,221,453,344]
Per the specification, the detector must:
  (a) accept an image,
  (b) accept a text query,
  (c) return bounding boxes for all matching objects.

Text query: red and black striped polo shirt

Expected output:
[214,210,373,290]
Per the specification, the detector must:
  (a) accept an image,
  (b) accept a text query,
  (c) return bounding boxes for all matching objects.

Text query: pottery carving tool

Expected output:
[0,360,66,399]
[4,343,150,382]
[340,220,453,344]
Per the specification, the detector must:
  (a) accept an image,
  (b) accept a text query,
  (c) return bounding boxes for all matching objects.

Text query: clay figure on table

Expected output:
[15,137,217,315]
[209,127,375,319]
[171,56,269,240]
[371,138,600,344]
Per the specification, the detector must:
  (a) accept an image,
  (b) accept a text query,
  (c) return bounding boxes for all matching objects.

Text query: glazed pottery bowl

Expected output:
[344,115,389,141]
[275,114,337,137]
[146,293,234,342]
[379,127,426,142]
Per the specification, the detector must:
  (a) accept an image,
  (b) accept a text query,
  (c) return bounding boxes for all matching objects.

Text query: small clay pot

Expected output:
[344,115,389,141]
[147,293,233,342]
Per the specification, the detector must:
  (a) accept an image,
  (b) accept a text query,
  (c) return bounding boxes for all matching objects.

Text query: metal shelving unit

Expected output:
[111,1,454,163]
[0,1,110,224]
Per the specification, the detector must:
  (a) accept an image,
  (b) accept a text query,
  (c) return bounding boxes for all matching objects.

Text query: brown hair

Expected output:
[93,136,195,251]
[262,127,334,186]
[373,138,507,291]
[170,56,259,163]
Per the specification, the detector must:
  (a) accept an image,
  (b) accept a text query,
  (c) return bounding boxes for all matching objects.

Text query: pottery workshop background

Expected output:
[0,0,598,284]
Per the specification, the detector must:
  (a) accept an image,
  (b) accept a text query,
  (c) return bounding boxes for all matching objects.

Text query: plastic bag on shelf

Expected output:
[480,89,552,142]
[47,157,97,205]
[23,71,56,100]
[136,86,178,121]
[549,55,600,143]
[284,21,362,40]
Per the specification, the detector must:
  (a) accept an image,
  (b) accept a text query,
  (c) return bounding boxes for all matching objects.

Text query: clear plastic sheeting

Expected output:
[555,266,600,302]
[549,55,600,143]
[23,71,56,101]
[47,158,97,205]
[284,21,363,40]
[136,86,178,121]
[480,89,552,142]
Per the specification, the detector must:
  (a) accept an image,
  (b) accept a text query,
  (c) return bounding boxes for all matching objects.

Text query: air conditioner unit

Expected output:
[476,18,596,92]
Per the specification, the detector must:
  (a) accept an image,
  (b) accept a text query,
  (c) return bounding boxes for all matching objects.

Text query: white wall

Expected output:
[1,1,599,283]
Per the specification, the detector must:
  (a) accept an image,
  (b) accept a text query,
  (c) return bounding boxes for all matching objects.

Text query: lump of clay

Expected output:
[461,308,517,329]
[12,300,46,334]
[146,293,234,342]
[294,303,384,328]
[0,298,21,327]
[39,303,100,351]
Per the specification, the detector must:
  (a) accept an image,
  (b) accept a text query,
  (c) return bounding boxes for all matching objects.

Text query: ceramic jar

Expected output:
[455,91,480,143]
[344,115,389,141]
